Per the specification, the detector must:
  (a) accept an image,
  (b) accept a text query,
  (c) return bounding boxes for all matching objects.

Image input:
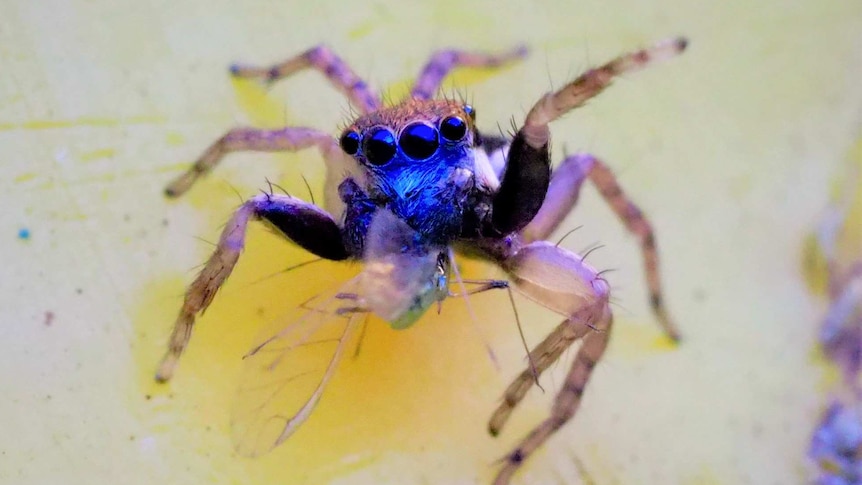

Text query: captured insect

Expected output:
[157,38,687,484]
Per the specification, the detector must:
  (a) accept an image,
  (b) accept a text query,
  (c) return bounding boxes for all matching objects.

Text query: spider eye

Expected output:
[363,128,397,165]
[463,104,475,121]
[340,130,360,155]
[399,123,439,160]
[440,116,467,141]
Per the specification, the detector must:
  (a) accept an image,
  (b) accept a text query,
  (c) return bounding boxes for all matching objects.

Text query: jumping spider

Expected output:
[157,38,687,484]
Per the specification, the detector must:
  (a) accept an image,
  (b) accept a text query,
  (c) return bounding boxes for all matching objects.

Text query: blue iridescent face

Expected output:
[339,99,478,243]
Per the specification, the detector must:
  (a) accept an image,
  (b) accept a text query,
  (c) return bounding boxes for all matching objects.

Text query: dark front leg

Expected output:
[482,36,688,239]
[258,194,350,261]
[156,193,348,382]
[488,129,550,235]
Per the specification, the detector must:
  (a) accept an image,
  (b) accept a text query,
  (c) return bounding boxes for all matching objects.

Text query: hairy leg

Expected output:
[156,193,348,382]
[523,152,681,341]
[165,126,343,199]
[488,309,595,436]
[494,308,613,485]
[409,45,528,100]
[483,39,687,483]
[486,37,687,254]
[230,44,380,113]
[489,241,611,434]
[519,37,687,149]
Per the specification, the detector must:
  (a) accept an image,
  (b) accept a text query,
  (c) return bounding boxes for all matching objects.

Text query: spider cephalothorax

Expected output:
[157,39,687,485]
[338,99,481,244]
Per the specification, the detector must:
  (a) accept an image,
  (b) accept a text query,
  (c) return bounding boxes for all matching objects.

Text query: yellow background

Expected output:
[3,1,862,484]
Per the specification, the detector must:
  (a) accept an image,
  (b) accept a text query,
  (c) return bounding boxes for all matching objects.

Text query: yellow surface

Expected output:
[3,1,862,484]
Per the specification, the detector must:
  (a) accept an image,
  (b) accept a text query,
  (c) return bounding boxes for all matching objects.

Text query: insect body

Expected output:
[359,207,451,329]
[158,39,687,484]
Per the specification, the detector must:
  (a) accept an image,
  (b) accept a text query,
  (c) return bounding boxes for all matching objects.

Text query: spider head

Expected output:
[338,99,479,243]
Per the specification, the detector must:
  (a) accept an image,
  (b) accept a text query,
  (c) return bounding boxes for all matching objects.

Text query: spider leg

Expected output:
[165,126,352,212]
[520,37,688,148]
[519,153,593,243]
[155,193,349,382]
[488,308,597,436]
[409,45,528,100]
[523,153,681,341]
[230,45,380,113]
[484,37,687,240]
[487,239,611,431]
[494,308,612,485]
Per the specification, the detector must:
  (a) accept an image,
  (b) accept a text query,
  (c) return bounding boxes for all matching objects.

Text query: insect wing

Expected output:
[230,276,363,457]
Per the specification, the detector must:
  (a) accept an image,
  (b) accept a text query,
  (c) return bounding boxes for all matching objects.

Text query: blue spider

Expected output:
[157,38,687,484]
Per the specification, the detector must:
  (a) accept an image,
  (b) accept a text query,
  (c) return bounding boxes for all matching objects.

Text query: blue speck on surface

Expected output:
[18,228,30,240]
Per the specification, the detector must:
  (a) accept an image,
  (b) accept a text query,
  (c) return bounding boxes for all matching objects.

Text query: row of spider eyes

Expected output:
[339,105,475,166]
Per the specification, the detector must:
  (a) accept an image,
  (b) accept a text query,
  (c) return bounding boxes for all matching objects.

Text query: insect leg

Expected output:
[494,308,613,485]
[409,45,528,100]
[523,153,681,341]
[165,126,342,197]
[230,45,380,113]
[156,193,349,382]
[452,278,510,297]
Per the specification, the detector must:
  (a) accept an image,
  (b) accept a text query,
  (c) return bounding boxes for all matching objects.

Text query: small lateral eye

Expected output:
[340,130,360,155]
[463,104,475,120]
[399,123,439,160]
[363,128,397,165]
[440,116,467,141]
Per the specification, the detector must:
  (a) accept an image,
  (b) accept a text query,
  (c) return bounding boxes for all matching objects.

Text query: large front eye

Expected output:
[440,116,467,141]
[363,127,397,165]
[340,130,360,155]
[399,123,439,160]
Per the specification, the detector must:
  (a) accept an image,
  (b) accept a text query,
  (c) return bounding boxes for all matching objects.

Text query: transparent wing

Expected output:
[230,209,442,457]
[230,276,364,457]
